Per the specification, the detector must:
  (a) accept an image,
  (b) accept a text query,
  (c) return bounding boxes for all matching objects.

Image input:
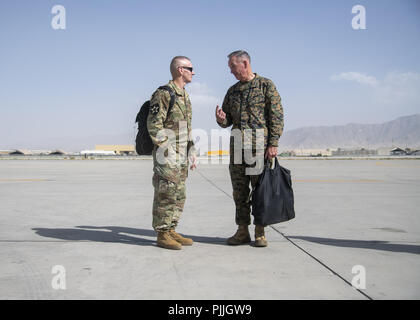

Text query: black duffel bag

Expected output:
[251,158,295,226]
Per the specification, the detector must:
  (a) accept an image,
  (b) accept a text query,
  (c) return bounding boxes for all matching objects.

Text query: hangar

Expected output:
[8,149,32,155]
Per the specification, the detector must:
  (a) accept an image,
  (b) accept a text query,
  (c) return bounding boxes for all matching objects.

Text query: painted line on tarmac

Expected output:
[197,168,374,300]
[271,226,374,300]
[196,169,232,199]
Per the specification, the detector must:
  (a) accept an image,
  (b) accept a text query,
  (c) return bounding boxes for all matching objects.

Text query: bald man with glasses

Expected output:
[147,56,197,250]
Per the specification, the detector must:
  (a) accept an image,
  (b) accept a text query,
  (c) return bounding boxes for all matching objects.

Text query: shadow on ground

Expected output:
[287,235,420,255]
[32,225,226,246]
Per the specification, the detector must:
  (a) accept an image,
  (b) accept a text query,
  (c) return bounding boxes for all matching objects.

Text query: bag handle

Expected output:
[264,157,277,169]
[249,157,278,202]
[265,158,281,194]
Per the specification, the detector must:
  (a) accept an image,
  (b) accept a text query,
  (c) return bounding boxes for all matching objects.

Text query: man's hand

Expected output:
[189,155,197,171]
[265,146,278,160]
[215,105,226,123]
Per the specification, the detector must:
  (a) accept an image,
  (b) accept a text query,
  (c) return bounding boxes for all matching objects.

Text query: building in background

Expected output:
[94,145,135,155]
[8,149,33,155]
[49,150,67,155]
[292,149,335,157]
[81,150,116,156]
[332,148,377,156]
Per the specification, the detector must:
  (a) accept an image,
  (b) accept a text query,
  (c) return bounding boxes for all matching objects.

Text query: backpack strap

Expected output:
[158,85,176,116]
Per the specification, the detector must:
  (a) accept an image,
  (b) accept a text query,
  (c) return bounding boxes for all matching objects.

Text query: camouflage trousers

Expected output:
[152,173,186,232]
[229,163,260,226]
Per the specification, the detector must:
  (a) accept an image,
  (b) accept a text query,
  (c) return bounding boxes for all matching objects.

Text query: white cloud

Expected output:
[186,81,224,129]
[186,82,228,155]
[331,71,420,106]
[331,72,378,87]
[187,82,220,109]
[376,72,420,104]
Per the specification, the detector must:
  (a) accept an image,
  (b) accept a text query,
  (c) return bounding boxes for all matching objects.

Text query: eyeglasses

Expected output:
[180,66,193,72]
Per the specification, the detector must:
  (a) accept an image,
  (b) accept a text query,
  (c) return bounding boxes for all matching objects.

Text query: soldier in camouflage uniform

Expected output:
[216,50,284,247]
[147,56,197,250]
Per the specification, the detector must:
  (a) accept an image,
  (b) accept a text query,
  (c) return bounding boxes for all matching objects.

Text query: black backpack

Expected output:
[135,86,176,155]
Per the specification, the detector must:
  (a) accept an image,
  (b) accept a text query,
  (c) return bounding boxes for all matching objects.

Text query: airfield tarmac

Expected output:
[0,158,419,300]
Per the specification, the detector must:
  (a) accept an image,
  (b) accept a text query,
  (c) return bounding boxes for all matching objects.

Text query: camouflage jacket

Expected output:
[147,80,195,183]
[217,74,284,150]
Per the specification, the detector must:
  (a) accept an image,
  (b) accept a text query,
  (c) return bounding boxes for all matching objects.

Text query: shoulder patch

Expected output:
[150,104,160,115]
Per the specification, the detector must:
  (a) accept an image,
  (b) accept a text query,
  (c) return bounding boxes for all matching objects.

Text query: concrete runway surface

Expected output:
[0,158,419,299]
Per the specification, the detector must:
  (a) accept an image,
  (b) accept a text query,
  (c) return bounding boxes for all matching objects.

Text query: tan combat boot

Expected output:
[157,231,182,250]
[254,225,268,247]
[169,229,193,246]
[227,225,251,245]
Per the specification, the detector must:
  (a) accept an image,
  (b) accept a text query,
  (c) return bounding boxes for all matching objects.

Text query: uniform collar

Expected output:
[168,80,185,96]
[235,73,259,91]
[239,73,258,84]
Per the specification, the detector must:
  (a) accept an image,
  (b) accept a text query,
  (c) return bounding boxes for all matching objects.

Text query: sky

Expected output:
[0,0,419,151]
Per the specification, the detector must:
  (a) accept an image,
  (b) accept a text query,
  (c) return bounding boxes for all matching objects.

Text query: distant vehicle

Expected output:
[80,150,116,155]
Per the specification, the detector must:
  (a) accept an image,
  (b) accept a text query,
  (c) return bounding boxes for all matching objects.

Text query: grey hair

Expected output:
[227,50,251,63]
[170,56,191,75]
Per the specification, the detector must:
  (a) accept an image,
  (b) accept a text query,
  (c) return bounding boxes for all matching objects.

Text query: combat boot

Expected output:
[169,229,193,246]
[227,225,251,245]
[157,231,182,250]
[254,225,268,247]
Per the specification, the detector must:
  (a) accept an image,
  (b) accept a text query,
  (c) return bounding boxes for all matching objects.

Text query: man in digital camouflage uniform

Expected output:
[147,56,197,250]
[216,50,284,247]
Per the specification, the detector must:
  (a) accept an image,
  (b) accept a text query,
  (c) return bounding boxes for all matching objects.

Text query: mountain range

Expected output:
[277,114,420,150]
[4,114,419,152]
